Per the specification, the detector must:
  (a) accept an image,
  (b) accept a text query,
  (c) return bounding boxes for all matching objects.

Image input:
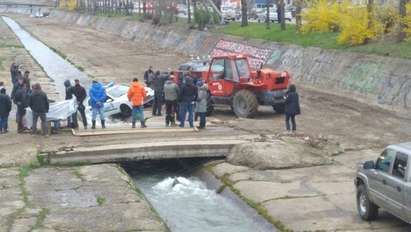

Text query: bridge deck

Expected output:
[43,136,255,165]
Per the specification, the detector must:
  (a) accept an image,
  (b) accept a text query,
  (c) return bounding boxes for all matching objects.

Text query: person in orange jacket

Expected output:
[127,78,147,128]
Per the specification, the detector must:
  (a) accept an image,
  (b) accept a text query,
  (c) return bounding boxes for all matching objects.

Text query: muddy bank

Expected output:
[2,9,408,113]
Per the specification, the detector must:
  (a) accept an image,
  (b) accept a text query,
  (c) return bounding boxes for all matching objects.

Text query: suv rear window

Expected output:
[376,148,396,173]
[392,153,408,179]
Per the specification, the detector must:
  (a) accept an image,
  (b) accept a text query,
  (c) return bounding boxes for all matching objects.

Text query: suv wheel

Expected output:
[357,184,378,221]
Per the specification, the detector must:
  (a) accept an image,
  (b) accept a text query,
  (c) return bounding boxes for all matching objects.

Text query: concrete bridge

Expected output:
[41,136,256,165]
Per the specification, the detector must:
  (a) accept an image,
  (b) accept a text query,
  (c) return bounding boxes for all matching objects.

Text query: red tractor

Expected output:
[175,54,290,118]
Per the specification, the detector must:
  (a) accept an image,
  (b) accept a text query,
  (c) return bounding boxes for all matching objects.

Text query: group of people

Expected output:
[133,66,209,129]
[0,63,50,135]
[0,62,300,135]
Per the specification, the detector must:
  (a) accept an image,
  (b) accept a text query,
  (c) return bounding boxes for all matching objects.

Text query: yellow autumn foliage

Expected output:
[338,6,384,45]
[302,1,386,45]
[59,0,77,10]
[403,2,411,37]
[301,0,341,33]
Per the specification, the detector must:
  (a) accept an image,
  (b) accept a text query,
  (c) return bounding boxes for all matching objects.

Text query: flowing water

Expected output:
[2,16,90,100]
[124,160,276,232]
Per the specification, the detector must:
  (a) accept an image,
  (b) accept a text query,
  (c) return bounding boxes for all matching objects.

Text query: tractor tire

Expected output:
[232,90,259,118]
[273,104,285,114]
[120,104,132,117]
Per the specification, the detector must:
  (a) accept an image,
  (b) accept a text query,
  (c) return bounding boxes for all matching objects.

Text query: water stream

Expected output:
[2,16,89,100]
[124,160,276,232]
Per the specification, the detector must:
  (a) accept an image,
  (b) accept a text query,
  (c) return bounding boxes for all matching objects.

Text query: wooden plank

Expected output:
[71,127,198,137]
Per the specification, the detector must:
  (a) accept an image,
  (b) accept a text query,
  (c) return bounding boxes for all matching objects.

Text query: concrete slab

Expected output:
[72,127,197,137]
[45,138,254,165]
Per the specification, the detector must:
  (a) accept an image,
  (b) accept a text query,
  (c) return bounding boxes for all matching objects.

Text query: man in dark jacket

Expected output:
[0,88,12,133]
[144,66,154,86]
[64,80,77,128]
[152,71,166,116]
[179,78,197,128]
[284,84,300,133]
[12,78,28,133]
[72,79,88,129]
[29,83,49,135]
[10,63,18,87]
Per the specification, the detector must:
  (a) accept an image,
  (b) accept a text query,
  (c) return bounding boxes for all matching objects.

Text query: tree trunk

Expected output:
[399,0,408,41]
[279,0,286,30]
[143,0,146,17]
[241,0,248,26]
[266,3,270,29]
[295,0,302,31]
[187,0,192,23]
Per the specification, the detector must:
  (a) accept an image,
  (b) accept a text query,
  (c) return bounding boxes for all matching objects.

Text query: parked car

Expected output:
[257,9,293,23]
[86,84,154,118]
[355,143,411,223]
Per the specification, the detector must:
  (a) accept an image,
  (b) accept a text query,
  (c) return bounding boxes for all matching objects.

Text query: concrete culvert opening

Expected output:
[122,158,278,232]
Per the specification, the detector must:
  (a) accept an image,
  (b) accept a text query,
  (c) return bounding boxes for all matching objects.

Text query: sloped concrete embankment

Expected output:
[3,8,411,112]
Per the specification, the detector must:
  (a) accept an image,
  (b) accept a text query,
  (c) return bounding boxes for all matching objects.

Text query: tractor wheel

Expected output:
[232,90,259,118]
[120,104,132,117]
[273,104,285,114]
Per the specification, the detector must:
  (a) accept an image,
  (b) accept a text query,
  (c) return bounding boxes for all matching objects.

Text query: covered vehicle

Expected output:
[86,84,154,117]
[24,98,78,129]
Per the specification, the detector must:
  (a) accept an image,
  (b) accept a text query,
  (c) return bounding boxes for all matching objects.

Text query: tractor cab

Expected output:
[207,55,251,98]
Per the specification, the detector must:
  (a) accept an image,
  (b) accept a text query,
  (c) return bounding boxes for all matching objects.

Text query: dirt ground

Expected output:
[1,13,411,231]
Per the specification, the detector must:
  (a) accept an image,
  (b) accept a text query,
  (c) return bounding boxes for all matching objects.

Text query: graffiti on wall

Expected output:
[210,39,273,69]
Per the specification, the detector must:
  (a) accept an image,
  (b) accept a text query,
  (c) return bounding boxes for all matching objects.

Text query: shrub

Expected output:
[302,1,385,45]
[375,5,400,34]
[301,0,341,33]
[338,6,383,45]
[194,8,212,30]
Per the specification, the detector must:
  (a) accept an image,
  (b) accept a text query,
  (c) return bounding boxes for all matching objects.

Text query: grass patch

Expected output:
[0,42,23,49]
[96,195,106,206]
[31,208,49,230]
[72,168,86,181]
[216,22,411,59]
[214,22,342,49]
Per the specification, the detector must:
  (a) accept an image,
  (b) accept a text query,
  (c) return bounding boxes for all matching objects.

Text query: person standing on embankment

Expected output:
[195,80,208,129]
[89,80,107,129]
[29,83,49,136]
[284,84,301,133]
[127,78,147,128]
[0,88,12,134]
[72,79,88,130]
[163,75,180,127]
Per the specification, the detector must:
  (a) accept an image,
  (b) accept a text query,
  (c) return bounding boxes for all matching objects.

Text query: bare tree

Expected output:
[241,0,248,26]
[279,0,286,30]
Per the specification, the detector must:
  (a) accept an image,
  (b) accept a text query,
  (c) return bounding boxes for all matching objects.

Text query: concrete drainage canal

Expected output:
[122,159,277,232]
[2,14,276,231]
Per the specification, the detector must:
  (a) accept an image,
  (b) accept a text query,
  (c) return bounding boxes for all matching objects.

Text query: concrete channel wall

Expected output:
[2,7,411,113]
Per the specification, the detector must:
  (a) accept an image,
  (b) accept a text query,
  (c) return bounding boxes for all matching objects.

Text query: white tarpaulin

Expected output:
[25,98,78,128]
